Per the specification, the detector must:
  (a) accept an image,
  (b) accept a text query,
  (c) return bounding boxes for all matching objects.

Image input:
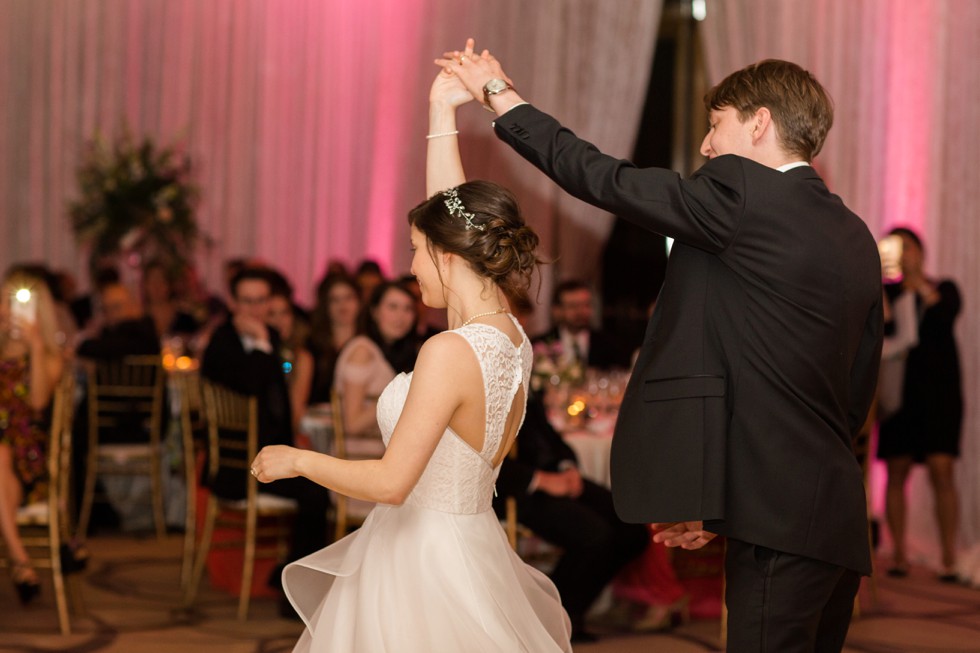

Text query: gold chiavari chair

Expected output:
[0,374,79,634]
[329,389,377,541]
[77,355,166,540]
[175,369,205,590]
[184,381,297,620]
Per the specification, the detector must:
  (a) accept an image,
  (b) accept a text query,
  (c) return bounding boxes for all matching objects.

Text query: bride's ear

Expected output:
[439,249,455,274]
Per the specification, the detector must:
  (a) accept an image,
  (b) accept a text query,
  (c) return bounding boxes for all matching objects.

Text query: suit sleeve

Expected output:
[493,104,744,253]
[849,292,884,436]
[201,327,279,397]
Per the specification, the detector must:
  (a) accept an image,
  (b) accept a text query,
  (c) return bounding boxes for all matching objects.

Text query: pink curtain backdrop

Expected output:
[0,0,661,332]
[702,0,980,567]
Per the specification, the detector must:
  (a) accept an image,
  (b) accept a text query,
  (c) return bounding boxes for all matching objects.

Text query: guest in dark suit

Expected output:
[76,283,160,361]
[494,394,647,642]
[448,47,882,652]
[534,279,630,370]
[201,267,331,587]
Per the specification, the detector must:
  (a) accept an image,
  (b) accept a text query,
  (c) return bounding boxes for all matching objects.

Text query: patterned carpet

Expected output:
[2,534,980,652]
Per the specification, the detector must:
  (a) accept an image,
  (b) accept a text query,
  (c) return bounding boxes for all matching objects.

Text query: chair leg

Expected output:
[151,451,167,540]
[334,495,347,542]
[51,560,71,635]
[76,450,99,541]
[181,481,197,590]
[185,498,217,608]
[238,509,258,621]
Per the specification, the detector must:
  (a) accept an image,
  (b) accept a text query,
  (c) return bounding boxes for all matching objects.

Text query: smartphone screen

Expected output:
[878,235,903,283]
[10,288,38,324]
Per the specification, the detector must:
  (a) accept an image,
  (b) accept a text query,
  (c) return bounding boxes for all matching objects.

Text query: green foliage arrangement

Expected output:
[69,132,199,273]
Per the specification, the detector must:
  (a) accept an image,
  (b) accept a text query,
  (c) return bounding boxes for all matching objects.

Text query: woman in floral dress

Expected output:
[0,268,64,604]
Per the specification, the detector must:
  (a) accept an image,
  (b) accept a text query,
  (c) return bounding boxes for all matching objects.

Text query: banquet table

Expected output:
[561,419,616,488]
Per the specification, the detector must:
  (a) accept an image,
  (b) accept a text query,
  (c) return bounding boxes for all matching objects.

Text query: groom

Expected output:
[444,43,883,652]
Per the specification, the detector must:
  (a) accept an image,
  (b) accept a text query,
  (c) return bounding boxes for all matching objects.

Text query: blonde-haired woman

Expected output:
[0,268,65,604]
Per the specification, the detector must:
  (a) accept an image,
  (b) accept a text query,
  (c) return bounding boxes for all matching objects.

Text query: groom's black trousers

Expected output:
[725,539,861,653]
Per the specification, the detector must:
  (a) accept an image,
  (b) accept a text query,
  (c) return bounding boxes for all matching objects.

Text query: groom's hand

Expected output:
[651,521,717,550]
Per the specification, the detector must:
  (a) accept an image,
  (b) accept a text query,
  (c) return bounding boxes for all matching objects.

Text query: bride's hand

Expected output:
[251,445,304,483]
[429,66,474,109]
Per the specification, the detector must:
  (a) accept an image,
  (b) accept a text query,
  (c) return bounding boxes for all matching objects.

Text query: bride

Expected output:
[249,51,573,652]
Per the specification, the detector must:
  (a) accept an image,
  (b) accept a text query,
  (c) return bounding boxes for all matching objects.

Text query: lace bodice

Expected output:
[376,316,532,514]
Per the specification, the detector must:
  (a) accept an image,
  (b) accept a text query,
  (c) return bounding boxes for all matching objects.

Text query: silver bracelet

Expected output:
[426,130,459,140]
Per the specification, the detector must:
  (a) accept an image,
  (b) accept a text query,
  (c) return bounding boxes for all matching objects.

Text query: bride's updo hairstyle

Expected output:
[408,180,541,306]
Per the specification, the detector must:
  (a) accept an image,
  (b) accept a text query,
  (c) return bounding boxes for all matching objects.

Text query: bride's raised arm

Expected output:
[425,40,477,197]
[250,65,482,504]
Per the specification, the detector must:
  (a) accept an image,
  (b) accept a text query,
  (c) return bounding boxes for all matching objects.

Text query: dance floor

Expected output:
[2,533,980,652]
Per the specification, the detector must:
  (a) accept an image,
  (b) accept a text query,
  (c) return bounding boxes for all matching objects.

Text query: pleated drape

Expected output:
[0,0,661,321]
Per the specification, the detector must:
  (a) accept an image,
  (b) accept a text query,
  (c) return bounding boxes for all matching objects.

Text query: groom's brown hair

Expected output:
[705,59,834,161]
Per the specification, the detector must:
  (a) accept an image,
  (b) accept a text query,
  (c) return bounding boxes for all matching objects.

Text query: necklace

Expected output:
[461,307,507,327]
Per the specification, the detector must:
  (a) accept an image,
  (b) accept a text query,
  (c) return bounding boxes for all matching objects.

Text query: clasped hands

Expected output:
[535,467,584,498]
[651,521,717,550]
[432,38,515,111]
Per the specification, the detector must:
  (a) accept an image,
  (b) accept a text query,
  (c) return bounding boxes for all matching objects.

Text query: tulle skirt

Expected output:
[284,502,572,652]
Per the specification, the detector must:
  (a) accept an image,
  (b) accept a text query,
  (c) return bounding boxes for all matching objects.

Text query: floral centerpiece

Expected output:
[68,131,199,275]
[530,339,584,393]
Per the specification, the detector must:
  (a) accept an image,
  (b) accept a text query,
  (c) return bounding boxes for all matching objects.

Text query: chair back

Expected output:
[87,354,164,446]
[48,373,76,536]
[77,354,167,539]
[201,381,259,500]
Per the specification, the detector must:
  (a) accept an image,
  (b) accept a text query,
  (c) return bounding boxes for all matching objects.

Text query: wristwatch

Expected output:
[482,78,514,110]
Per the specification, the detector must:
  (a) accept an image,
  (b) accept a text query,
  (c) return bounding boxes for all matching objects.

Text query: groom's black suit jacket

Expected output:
[495,105,882,575]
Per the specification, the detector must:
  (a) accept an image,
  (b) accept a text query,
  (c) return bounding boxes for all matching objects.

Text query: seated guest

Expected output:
[334,280,417,438]
[493,392,648,642]
[200,267,331,596]
[535,279,630,370]
[76,283,160,361]
[307,274,361,405]
[0,268,65,605]
[399,274,443,343]
[140,260,200,340]
[353,259,385,305]
[266,279,314,445]
[69,262,119,332]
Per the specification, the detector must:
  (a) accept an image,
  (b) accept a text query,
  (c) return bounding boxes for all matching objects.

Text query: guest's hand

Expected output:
[535,469,583,498]
[233,314,270,344]
[252,445,304,483]
[652,521,717,550]
[562,468,584,498]
[6,314,39,344]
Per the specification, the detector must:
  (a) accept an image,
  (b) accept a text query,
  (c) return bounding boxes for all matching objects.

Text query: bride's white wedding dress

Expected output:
[283,317,572,652]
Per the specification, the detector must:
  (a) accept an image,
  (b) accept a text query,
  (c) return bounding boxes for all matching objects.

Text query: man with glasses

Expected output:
[201,267,331,617]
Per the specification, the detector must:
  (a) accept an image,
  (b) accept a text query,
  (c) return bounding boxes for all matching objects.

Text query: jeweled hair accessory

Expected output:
[442,187,486,231]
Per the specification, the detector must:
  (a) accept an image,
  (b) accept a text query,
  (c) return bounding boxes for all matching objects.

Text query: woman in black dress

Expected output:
[877,227,962,581]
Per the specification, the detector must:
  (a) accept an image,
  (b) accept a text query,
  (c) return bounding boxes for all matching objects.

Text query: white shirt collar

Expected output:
[777,161,810,172]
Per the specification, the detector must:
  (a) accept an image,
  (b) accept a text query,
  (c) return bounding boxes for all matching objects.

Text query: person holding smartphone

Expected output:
[0,267,65,604]
[876,227,963,581]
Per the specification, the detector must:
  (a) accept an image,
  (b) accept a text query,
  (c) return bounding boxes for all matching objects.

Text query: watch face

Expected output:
[485,79,508,94]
